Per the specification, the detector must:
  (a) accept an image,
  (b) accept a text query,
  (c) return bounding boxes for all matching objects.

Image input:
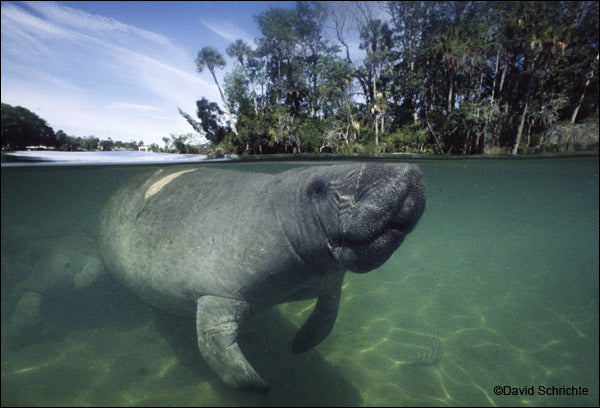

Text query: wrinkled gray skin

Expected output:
[99,163,426,392]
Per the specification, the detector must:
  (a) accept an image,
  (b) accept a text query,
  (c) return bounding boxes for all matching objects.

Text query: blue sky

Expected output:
[1,1,304,146]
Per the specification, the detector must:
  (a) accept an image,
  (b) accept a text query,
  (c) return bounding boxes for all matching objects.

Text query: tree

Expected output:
[178,98,229,145]
[568,1,599,123]
[161,133,203,154]
[508,3,572,154]
[570,53,598,123]
[178,107,204,134]
[189,1,599,155]
[388,1,435,124]
[226,39,253,66]
[360,18,393,144]
[196,47,238,135]
[1,103,57,149]
[226,39,259,115]
[55,130,69,149]
[99,137,115,151]
[331,2,394,145]
[195,98,228,145]
[255,7,301,117]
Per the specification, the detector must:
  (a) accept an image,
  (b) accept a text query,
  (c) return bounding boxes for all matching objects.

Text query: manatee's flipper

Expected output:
[11,291,43,332]
[292,289,341,354]
[195,296,270,392]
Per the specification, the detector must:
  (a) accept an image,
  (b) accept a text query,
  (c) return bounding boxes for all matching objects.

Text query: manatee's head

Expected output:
[305,163,426,273]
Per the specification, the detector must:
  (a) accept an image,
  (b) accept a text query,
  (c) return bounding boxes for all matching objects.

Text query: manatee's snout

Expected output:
[321,163,426,273]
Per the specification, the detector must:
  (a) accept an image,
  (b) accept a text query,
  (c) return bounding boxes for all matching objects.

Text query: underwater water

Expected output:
[1,156,598,407]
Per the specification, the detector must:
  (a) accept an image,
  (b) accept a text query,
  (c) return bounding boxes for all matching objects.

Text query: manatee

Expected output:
[98,163,426,392]
[2,225,105,335]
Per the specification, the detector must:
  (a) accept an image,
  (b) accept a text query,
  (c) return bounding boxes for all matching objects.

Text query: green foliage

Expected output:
[162,133,205,154]
[1,103,195,154]
[186,1,594,155]
[226,39,253,66]
[178,108,203,134]
[195,47,225,74]
[384,124,432,153]
[98,138,114,151]
[228,112,278,155]
[1,103,57,149]
[224,66,254,117]
[296,118,327,153]
[195,98,229,144]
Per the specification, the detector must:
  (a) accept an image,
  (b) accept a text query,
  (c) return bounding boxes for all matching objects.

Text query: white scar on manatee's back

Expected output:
[145,169,196,200]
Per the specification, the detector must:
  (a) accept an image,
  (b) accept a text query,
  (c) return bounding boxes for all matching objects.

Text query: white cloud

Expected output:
[23,1,172,46]
[1,74,195,142]
[1,2,218,145]
[200,19,256,48]
[108,102,165,113]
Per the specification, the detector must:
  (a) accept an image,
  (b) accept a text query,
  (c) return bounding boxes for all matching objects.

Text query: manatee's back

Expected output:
[98,167,275,313]
[99,169,170,307]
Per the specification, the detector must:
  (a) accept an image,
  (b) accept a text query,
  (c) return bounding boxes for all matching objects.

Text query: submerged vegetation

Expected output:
[2,2,598,156]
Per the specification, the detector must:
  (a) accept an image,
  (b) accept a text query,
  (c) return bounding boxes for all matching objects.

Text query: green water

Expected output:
[1,157,598,406]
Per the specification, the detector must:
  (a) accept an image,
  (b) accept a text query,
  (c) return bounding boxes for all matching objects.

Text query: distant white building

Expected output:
[26,145,55,150]
[138,145,150,152]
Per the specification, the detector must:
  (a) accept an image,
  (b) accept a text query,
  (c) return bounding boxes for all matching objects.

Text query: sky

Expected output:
[1,1,305,146]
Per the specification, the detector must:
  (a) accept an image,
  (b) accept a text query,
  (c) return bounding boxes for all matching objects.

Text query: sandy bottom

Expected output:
[2,240,597,406]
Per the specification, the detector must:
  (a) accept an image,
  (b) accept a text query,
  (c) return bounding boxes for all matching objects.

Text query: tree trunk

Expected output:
[476,71,484,102]
[373,75,379,145]
[335,17,370,125]
[241,60,259,116]
[491,49,500,105]
[571,53,597,124]
[249,78,259,116]
[210,69,238,136]
[411,61,419,122]
[426,121,446,155]
[447,71,454,113]
[526,122,531,152]
[484,48,501,150]
[513,73,535,155]
[513,100,528,155]
[344,81,354,141]
[498,57,508,96]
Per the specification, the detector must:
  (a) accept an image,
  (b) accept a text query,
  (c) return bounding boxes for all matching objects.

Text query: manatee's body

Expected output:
[99,163,426,391]
[2,225,104,334]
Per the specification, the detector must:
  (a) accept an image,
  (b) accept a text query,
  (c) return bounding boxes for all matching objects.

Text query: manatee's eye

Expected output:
[306,177,329,201]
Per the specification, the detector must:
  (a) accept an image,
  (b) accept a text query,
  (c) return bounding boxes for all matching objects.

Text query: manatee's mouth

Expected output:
[330,223,407,273]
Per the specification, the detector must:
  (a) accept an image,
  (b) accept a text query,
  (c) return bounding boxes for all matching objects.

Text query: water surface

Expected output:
[1,156,598,406]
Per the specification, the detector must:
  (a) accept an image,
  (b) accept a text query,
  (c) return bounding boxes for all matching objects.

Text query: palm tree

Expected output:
[226,39,253,66]
[226,39,259,115]
[359,19,393,144]
[196,47,237,135]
